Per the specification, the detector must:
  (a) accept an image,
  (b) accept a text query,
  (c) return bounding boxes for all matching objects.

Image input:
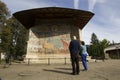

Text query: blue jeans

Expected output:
[81,54,88,70]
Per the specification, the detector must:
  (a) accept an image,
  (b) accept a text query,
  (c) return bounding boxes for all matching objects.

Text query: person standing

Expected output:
[80,41,88,71]
[3,53,11,68]
[69,36,80,75]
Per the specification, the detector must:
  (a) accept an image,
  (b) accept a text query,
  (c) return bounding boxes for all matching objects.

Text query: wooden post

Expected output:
[48,58,50,65]
[28,58,30,65]
[64,57,66,65]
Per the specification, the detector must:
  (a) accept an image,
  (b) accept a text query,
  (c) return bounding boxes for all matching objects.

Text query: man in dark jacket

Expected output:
[69,36,80,75]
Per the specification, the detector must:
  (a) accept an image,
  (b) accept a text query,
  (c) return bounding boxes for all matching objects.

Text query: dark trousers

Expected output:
[71,54,80,74]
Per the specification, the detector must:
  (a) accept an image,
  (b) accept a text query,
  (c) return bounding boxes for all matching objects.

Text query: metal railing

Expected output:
[25,57,71,65]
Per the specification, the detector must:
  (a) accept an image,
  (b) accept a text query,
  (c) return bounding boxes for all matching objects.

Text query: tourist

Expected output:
[69,36,80,75]
[3,53,11,68]
[80,41,88,71]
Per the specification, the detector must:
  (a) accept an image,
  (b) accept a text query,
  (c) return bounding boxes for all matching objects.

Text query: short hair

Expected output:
[81,41,85,45]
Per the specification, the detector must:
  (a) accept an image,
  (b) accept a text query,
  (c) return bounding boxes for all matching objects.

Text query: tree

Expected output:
[90,33,100,57]
[88,33,111,60]
[0,1,28,61]
[0,1,10,25]
[0,1,11,62]
[99,39,110,59]
[8,17,28,60]
[91,33,99,45]
[14,21,28,60]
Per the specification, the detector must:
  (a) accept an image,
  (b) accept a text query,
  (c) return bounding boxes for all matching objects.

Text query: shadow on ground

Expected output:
[43,68,71,75]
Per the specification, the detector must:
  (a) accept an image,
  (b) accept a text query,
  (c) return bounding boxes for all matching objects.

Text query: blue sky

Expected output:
[2,0,120,44]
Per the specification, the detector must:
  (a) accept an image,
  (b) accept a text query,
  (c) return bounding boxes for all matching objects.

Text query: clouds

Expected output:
[82,0,120,44]
[82,21,119,44]
[74,0,79,9]
[3,0,54,13]
[2,0,120,44]
[88,0,97,11]
[3,0,73,13]
[88,0,107,11]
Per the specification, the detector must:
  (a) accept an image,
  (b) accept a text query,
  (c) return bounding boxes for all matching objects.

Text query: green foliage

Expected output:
[0,1,27,61]
[15,22,27,58]
[91,33,99,45]
[90,33,100,57]
[0,1,10,24]
[0,1,11,55]
[1,26,12,52]
[88,33,110,59]
[7,17,28,60]
[99,39,110,58]
[100,39,110,48]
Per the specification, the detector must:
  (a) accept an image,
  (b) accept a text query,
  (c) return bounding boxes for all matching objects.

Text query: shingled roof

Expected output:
[13,7,94,29]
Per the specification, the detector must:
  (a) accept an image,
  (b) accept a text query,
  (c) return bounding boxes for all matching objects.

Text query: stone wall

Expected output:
[26,19,80,59]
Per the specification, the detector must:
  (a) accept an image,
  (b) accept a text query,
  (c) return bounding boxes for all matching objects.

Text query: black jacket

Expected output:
[69,40,80,54]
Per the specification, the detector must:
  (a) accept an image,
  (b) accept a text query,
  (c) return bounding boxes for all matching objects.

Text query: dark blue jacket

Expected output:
[69,40,80,54]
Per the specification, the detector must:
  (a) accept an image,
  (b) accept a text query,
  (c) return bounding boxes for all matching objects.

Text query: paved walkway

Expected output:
[0,60,120,80]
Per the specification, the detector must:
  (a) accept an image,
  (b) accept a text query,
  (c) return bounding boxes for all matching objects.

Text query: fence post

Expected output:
[64,57,66,65]
[28,58,30,65]
[48,58,50,65]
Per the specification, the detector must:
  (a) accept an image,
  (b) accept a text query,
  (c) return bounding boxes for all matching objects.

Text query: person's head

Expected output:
[73,36,77,40]
[81,41,85,45]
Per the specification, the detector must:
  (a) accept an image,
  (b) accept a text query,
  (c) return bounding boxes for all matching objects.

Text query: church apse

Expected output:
[26,19,78,58]
[13,7,94,62]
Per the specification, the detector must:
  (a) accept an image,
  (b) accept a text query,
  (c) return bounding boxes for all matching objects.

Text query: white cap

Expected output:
[73,36,77,40]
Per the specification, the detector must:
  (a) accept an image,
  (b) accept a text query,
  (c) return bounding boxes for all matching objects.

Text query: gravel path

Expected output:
[0,60,120,80]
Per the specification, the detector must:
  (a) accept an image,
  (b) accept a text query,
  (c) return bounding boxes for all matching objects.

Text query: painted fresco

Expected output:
[27,19,75,54]
[28,30,70,54]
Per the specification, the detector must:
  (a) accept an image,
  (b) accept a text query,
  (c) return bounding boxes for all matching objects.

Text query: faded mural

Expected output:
[26,19,76,55]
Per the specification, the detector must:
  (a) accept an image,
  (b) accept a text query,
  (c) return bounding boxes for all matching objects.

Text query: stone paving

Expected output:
[0,60,120,80]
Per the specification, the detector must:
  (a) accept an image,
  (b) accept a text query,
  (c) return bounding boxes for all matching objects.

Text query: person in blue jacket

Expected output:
[80,41,88,71]
[69,36,80,75]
